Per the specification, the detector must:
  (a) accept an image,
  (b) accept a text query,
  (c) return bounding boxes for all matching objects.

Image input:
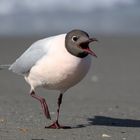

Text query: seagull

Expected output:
[0,29,97,129]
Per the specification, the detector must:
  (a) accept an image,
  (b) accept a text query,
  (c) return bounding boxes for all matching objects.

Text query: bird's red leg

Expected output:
[46,93,63,129]
[30,91,51,119]
[45,93,71,129]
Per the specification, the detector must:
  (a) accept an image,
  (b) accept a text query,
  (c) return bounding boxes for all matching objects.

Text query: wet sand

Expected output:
[0,35,140,140]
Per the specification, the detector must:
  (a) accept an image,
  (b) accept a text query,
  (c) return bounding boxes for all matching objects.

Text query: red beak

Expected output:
[81,38,98,58]
[83,47,97,58]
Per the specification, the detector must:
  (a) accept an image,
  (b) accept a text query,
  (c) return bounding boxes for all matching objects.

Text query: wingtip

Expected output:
[0,64,11,70]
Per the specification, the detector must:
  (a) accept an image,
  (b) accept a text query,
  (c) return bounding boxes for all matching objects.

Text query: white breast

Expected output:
[25,35,92,92]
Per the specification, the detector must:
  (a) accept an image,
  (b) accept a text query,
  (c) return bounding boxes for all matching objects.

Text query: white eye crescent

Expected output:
[72,36,78,42]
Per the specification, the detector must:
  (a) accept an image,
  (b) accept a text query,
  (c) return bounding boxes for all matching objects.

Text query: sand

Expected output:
[0,35,140,140]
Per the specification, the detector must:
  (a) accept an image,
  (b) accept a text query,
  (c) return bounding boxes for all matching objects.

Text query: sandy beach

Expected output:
[0,35,140,140]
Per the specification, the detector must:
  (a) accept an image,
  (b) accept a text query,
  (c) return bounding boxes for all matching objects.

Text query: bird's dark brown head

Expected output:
[65,29,97,58]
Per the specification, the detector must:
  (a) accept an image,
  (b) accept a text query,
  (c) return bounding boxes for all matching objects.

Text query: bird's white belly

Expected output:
[26,54,91,91]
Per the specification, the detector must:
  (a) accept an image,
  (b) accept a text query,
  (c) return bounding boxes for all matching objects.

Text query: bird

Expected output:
[0,29,98,129]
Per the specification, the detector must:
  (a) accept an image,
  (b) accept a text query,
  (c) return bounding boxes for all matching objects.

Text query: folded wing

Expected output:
[9,38,52,75]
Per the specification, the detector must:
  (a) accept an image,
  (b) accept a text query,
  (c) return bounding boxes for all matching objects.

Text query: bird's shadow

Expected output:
[70,115,140,129]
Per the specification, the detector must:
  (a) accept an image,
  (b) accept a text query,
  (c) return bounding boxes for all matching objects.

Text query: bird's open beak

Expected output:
[79,38,98,58]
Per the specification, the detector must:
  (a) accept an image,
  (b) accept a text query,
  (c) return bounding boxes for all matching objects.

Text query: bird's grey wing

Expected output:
[9,39,49,75]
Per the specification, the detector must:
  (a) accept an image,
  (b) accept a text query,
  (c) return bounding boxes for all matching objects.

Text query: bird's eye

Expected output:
[72,36,78,42]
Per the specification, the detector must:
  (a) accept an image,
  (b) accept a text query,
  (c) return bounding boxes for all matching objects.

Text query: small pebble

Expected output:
[0,118,5,123]
[102,134,111,138]
[19,128,28,133]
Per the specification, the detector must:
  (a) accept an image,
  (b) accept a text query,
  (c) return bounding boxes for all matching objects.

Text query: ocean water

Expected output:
[0,0,139,36]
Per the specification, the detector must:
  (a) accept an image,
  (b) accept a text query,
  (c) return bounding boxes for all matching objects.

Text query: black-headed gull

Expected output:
[0,29,97,129]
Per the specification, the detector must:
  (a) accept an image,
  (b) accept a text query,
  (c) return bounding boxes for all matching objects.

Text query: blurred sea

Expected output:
[0,0,139,37]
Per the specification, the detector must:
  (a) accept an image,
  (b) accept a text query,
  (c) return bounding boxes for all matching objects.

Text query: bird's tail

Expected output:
[0,64,11,70]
